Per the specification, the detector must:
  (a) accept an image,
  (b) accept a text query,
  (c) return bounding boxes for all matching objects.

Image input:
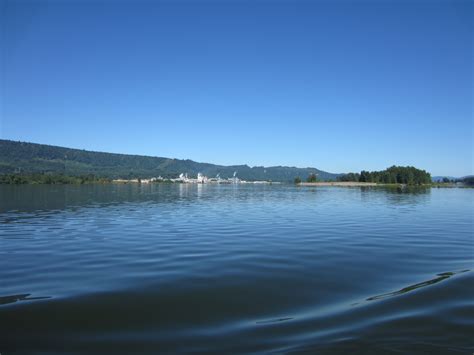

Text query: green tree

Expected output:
[307,173,318,183]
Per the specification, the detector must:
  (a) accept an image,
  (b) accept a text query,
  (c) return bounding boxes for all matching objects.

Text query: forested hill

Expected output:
[0,140,339,181]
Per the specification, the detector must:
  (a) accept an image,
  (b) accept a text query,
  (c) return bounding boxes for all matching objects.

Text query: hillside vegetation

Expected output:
[0,140,339,182]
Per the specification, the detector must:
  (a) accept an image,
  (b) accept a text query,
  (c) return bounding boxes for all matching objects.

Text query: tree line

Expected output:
[0,173,111,185]
[337,166,431,185]
[0,139,338,182]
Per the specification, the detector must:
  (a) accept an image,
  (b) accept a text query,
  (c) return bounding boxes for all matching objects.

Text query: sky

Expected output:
[1,0,472,176]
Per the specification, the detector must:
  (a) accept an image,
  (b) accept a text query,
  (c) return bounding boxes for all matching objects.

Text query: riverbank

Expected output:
[299,182,378,187]
[298,182,473,188]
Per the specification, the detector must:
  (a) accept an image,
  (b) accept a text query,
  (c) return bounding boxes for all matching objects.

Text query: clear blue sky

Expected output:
[1,0,472,176]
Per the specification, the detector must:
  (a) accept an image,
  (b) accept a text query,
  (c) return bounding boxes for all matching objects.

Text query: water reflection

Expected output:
[359,185,431,207]
[360,185,431,195]
[0,184,435,215]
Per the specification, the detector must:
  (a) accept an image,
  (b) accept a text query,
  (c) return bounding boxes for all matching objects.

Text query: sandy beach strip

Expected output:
[299,182,378,187]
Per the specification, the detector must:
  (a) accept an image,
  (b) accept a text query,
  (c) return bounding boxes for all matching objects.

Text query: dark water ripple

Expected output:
[0,184,472,354]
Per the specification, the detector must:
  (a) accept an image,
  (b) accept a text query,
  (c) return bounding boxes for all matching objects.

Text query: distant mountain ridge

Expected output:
[432,176,473,182]
[0,140,340,182]
[432,176,457,182]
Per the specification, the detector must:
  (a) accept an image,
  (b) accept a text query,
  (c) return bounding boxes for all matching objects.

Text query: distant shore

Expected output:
[299,182,378,187]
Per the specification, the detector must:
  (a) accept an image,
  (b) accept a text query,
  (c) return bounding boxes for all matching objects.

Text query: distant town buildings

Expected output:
[113,172,275,184]
[170,172,239,184]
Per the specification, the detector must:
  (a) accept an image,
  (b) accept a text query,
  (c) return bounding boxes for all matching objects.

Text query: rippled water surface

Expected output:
[1,184,473,354]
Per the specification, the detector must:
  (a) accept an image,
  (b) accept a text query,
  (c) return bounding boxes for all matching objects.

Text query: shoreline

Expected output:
[298,182,378,187]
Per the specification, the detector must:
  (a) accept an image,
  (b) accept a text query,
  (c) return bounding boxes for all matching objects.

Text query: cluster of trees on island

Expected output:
[337,166,431,185]
[294,166,434,185]
[461,176,474,186]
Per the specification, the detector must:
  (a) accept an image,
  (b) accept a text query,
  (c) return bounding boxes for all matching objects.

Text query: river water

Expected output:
[0,184,472,354]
